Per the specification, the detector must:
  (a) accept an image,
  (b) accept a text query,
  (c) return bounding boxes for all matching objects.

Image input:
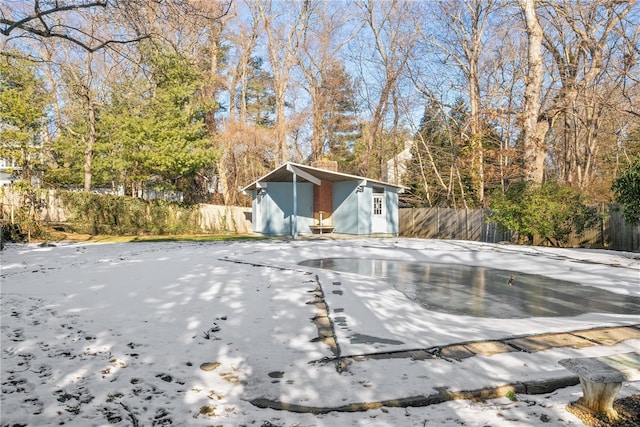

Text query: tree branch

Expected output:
[1,2,108,35]
[0,1,149,52]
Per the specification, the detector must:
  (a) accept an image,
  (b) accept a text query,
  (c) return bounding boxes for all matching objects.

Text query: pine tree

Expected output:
[241,57,276,128]
[321,61,360,164]
[46,44,218,201]
[404,99,473,207]
[0,54,48,186]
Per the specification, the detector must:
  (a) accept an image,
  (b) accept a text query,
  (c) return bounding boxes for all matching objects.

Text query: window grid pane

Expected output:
[373,196,383,215]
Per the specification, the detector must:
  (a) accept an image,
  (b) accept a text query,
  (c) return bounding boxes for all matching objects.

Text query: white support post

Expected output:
[292,172,297,239]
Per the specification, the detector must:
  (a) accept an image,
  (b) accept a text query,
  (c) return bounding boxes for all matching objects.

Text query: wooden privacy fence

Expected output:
[607,205,640,253]
[196,204,252,234]
[0,189,253,234]
[399,207,512,243]
[399,206,640,252]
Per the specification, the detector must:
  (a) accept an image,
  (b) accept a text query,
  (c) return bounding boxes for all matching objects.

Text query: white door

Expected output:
[372,193,386,233]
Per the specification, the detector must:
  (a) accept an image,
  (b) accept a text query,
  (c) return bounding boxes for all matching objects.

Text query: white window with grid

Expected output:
[373,195,383,215]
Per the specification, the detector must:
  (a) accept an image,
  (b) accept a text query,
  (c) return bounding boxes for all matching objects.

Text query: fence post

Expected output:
[600,203,605,247]
[412,207,415,236]
[465,208,469,240]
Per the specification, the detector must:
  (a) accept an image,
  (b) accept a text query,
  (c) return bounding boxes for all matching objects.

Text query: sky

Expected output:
[1,238,639,426]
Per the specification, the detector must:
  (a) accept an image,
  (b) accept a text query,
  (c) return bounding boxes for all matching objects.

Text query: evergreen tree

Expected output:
[404,100,448,206]
[45,116,94,189]
[0,54,48,186]
[448,98,476,205]
[120,45,218,200]
[612,156,640,226]
[480,119,510,199]
[46,44,218,202]
[321,61,359,162]
[241,56,276,128]
[622,125,640,160]
[404,98,473,207]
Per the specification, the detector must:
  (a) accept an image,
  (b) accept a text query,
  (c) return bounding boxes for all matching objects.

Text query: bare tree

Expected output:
[481,26,526,193]
[216,1,263,205]
[295,4,357,161]
[540,0,637,189]
[518,0,638,189]
[226,2,261,125]
[56,41,105,192]
[426,0,497,204]
[257,0,311,165]
[353,0,419,179]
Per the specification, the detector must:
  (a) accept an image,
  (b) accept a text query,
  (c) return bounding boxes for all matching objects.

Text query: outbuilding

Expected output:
[241,160,405,237]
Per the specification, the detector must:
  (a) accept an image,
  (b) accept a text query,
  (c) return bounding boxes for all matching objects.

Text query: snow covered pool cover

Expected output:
[299,258,640,318]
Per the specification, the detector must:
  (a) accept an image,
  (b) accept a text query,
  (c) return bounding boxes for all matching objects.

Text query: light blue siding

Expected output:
[259,182,313,235]
[251,190,259,232]
[331,182,399,235]
[386,188,399,235]
[333,181,362,234]
[358,186,373,234]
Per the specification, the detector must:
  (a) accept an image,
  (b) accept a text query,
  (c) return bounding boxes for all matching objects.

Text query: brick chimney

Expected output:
[311,158,338,172]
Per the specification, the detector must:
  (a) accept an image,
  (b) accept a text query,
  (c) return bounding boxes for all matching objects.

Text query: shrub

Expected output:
[611,159,640,226]
[488,182,600,246]
[0,185,49,243]
[58,191,199,235]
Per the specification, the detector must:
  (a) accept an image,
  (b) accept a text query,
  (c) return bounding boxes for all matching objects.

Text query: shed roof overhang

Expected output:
[241,162,406,193]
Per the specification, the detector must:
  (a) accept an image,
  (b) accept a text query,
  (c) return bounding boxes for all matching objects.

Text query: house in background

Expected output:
[241,160,405,237]
[383,140,413,186]
[0,157,19,187]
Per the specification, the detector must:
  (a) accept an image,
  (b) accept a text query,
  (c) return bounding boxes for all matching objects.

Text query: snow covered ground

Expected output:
[1,238,639,426]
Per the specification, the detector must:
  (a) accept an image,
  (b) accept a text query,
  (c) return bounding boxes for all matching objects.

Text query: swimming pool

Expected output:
[299,258,640,319]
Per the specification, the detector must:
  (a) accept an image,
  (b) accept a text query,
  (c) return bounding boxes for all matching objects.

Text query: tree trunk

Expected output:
[469,54,484,203]
[218,149,236,206]
[311,86,325,161]
[275,87,287,165]
[84,99,96,192]
[520,0,547,184]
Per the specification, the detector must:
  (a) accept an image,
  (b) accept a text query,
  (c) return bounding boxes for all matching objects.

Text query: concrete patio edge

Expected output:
[248,375,581,414]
